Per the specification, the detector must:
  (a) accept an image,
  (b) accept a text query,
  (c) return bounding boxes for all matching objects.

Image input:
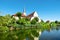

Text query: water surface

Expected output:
[39,29,60,40]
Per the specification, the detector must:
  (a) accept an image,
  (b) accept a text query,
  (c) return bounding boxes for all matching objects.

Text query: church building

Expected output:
[12,9,41,22]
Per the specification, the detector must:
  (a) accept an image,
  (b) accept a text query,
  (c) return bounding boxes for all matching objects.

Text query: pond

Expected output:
[0,28,60,40]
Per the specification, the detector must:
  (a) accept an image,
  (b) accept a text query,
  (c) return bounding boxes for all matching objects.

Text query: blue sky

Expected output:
[0,0,60,21]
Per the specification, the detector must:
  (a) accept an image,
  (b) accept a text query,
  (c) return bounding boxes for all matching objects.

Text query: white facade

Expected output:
[30,11,41,22]
[33,11,38,17]
[23,12,26,16]
[30,11,38,20]
[13,16,19,20]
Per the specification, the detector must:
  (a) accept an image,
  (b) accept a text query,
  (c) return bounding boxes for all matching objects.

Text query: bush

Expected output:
[0,26,9,32]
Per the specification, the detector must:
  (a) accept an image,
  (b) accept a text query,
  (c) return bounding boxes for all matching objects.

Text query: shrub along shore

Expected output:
[0,12,59,32]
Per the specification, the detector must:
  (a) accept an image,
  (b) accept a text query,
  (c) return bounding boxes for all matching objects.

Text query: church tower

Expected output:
[23,8,26,16]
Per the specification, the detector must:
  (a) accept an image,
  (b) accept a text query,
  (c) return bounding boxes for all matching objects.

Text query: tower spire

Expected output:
[23,8,26,16]
[23,8,25,12]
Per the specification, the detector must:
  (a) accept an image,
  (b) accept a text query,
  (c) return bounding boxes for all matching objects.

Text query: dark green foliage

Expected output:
[34,17,39,22]
[41,19,44,22]
[55,20,58,24]
[25,18,30,21]
[31,17,39,24]
[46,20,50,23]
[31,19,36,24]
[16,12,22,18]
[31,29,39,37]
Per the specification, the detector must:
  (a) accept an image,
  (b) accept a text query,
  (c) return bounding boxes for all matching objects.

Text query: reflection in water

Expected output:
[0,29,41,40]
[39,29,60,40]
[1,27,60,40]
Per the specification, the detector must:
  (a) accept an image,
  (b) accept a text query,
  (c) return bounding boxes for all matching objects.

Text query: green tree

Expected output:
[41,19,44,23]
[17,18,26,25]
[34,17,39,22]
[55,20,58,24]
[16,12,22,18]
[0,14,12,26]
[25,18,30,21]
[46,20,50,23]
[50,22,56,27]
[31,17,39,24]
[31,20,36,24]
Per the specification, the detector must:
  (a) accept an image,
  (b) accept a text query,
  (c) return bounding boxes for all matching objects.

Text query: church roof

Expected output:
[12,14,17,16]
[27,11,35,17]
[13,11,37,18]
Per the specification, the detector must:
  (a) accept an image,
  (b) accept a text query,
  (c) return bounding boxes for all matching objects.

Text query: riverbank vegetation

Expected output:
[0,12,59,32]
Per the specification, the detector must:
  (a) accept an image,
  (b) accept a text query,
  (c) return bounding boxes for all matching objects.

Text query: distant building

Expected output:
[12,14,19,20]
[12,9,41,22]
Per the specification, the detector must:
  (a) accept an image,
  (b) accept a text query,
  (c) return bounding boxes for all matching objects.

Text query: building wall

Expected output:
[30,11,41,22]
[13,16,19,20]
[33,11,38,17]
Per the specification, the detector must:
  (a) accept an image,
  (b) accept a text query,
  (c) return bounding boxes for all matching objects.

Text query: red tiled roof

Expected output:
[27,11,35,18]
[12,14,17,16]
[12,11,35,18]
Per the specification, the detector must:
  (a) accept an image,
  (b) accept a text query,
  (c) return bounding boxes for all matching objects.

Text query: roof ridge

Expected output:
[27,11,35,16]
